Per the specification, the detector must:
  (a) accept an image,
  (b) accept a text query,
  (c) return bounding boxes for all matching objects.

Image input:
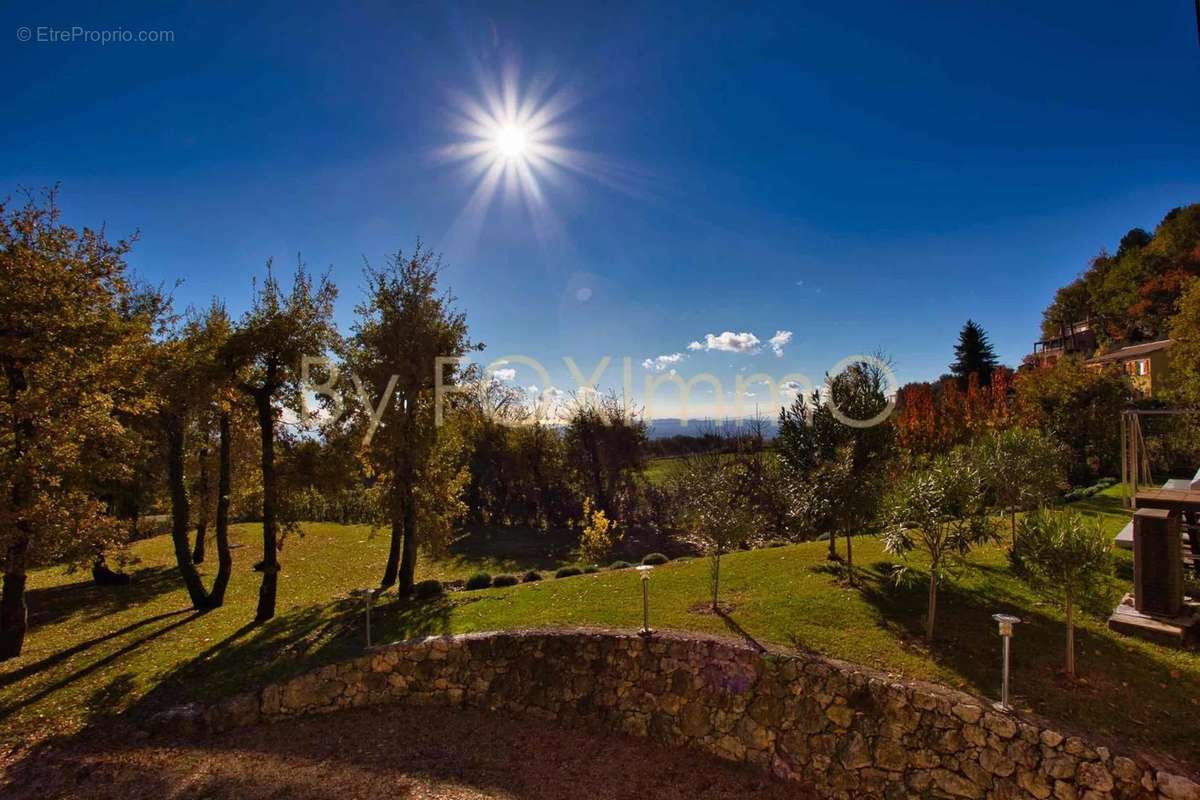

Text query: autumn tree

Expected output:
[341,244,475,593]
[1041,205,1200,345]
[950,319,999,387]
[227,261,338,621]
[155,304,237,611]
[1166,277,1200,407]
[1012,359,1131,484]
[882,450,997,640]
[0,190,158,658]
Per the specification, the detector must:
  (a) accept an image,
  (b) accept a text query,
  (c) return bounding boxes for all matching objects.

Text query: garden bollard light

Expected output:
[636,565,654,637]
[352,588,378,649]
[991,613,1021,712]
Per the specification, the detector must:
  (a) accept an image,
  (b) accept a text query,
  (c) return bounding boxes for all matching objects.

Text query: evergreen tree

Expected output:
[950,319,999,386]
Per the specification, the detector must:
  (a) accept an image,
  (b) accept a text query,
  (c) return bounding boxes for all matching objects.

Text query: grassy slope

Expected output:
[2,486,1198,766]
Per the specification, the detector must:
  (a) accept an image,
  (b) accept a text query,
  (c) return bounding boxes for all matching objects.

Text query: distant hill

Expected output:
[646,417,778,440]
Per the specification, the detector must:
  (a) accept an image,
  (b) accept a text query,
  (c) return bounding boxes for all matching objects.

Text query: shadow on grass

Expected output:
[121,593,455,723]
[716,609,766,653]
[0,608,194,691]
[447,526,577,572]
[0,610,200,722]
[853,558,1199,763]
[26,565,184,628]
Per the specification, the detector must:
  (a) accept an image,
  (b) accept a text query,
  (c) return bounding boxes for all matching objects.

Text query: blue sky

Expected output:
[3,1,1199,419]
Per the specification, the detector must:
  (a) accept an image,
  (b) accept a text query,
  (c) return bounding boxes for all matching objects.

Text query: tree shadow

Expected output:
[446,526,577,572]
[0,610,200,721]
[121,594,454,724]
[853,558,1200,765]
[0,608,193,691]
[716,609,767,653]
[26,565,184,628]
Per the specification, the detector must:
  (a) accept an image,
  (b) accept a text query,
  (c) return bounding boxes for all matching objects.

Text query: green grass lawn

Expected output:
[2,486,1198,767]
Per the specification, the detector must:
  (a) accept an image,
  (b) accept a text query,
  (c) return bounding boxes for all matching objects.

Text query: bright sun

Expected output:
[493,124,528,160]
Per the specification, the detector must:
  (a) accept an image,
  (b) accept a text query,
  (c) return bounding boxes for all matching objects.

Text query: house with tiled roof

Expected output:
[1086,338,1173,398]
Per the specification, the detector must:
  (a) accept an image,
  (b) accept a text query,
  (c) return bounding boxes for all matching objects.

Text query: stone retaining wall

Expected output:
[155,628,1198,800]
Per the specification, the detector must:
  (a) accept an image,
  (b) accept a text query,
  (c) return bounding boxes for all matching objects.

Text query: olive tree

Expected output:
[973,427,1068,552]
[674,443,763,611]
[227,261,338,622]
[1016,508,1113,678]
[779,358,894,576]
[882,450,997,640]
[155,304,236,611]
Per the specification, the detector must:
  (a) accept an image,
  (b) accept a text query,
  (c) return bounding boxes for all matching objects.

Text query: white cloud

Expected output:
[642,352,685,372]
[490,367,516,381]
[688,331,761,354]
[768,330,793,357]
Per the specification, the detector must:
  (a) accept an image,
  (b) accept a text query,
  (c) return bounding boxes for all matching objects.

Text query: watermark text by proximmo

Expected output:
[300,353,898,446]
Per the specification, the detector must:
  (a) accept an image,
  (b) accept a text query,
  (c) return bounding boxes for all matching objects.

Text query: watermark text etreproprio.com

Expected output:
[16,26,175,45]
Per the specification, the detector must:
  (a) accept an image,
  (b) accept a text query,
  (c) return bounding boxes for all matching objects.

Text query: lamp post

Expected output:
[351,588,379,649]
[636,565,654,637]
[991,613,1021,712]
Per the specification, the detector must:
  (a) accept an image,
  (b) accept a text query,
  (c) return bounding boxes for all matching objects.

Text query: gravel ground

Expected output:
[1,704,805,800]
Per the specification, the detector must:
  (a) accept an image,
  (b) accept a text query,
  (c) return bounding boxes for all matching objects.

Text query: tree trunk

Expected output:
[1065,592,1075,678]
[398,493,418,595]
[253,390,278,623]
[827,529,838,561]
[381,515,402,589]
[2,366,32,659]
[167,415,212,611]
[845,529,854,585]
[192,444,209,564]
[0,540,29,660]
[1010,511,1018,553]
[585,431,607,515]
[925,567,939,641]
[208,411,234,607]
[381,449,405,589]
[710,550,721,611]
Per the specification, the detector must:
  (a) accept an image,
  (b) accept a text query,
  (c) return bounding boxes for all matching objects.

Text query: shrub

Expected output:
[521,570,542,583]
[579,497,622,564]
[413,579,443,599]
[609,560,632,570]
[464,572,492,590]
[492,574,519,587]
[1096,477,1117,488]
[582,565,600,574]
[555,566,583,578]
[641,552,670,566]
[765,539,789,548]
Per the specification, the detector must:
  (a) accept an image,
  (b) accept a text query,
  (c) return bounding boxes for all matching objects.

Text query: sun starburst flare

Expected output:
[436,65,643,252]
